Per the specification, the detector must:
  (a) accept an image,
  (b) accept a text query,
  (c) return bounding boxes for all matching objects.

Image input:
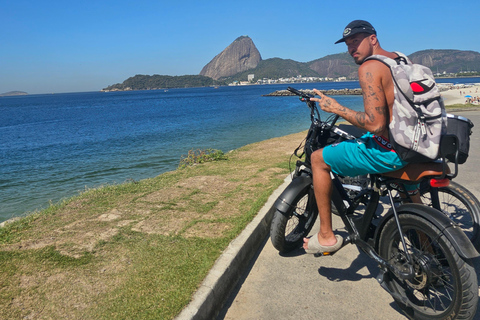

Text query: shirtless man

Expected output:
[303,20,409,253]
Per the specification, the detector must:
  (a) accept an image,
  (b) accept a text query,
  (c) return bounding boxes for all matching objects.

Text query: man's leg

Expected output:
[303,148,339,250]
[400,184,422,203]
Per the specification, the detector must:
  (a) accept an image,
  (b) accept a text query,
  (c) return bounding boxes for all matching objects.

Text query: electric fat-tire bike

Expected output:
[270,87,479,320]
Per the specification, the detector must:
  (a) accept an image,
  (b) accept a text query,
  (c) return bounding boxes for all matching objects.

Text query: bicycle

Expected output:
[270,87,479,319]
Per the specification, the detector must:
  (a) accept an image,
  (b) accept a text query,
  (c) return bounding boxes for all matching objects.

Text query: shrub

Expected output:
[178,149,228,169]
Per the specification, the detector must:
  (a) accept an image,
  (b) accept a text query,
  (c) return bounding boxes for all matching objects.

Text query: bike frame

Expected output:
[326,170,416,279]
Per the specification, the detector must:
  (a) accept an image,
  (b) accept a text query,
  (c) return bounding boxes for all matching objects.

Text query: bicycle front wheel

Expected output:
[270,186,318,253]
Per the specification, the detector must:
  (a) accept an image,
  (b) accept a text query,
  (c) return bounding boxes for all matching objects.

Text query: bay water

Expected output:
[1,78,478,222]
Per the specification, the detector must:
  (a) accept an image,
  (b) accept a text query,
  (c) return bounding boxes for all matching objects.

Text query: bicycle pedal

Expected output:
[314,251,335,257]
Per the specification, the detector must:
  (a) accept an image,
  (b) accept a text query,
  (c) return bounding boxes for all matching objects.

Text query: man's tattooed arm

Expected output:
[312,62,390,136]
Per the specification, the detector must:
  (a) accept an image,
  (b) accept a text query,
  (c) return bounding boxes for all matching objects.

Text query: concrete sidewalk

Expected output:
[177,110,480,320]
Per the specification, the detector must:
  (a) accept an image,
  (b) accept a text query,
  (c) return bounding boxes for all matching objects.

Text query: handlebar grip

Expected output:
[287,87,313,98]
[287,87,302,95]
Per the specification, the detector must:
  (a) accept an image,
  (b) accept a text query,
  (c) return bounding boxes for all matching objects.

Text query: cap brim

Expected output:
[334,30,375,44]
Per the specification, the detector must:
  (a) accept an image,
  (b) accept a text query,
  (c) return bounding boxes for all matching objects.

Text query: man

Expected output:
[303,20,409,253]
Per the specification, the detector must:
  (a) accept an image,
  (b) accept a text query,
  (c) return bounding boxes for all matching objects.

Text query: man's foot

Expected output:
[303,233,343,254]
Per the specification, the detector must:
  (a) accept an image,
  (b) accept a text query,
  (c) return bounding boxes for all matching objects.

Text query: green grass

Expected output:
[0,134,303,320]
[178,148,228,169]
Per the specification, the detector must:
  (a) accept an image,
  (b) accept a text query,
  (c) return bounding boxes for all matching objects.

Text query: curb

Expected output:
[175,175,292,320]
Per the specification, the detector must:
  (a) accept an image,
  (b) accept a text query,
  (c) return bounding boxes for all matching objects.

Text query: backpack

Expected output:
[365,52,447,163]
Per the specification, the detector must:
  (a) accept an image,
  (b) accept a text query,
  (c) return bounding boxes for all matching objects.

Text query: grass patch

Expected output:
[90,233,226,319]
[0,131,305,320]
[178,148,228,169]
[35,246,94,268]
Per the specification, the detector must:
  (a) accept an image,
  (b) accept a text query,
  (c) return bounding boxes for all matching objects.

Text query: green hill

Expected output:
[102,49,480,91]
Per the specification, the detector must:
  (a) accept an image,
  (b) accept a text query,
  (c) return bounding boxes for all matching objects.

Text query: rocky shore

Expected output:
[263,88,362,96]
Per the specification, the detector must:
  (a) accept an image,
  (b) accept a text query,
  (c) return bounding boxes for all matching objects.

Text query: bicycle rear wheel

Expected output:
[420,180,480,250]
[378,212,478,320]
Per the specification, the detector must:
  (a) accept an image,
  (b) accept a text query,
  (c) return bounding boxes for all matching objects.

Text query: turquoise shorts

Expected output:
[323,132,408,177]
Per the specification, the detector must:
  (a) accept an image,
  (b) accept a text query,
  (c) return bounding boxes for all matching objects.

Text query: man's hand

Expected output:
[311,89,342,113]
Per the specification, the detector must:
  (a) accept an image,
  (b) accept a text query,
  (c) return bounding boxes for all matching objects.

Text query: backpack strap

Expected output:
[364,54,397,67]
[392,51,412,65]
[363,53,411,102]
[364,52,411,67]
[364,52,428,117]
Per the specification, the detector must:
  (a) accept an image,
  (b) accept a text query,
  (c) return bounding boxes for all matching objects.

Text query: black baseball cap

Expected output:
[335,20,376,44]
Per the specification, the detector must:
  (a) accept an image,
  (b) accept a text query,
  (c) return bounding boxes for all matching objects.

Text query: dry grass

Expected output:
[0,131,305,320]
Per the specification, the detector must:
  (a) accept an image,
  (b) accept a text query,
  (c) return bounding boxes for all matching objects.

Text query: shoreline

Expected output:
[2,84,478,228]
[262,88,362,96]
[439,84,480,105]
[264,84,480,107]
[2,106,479,230]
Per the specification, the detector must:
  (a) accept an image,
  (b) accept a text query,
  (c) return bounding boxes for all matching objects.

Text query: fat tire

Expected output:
[378,213,478,320]
[421,180,480,250]
[270,186,318,253]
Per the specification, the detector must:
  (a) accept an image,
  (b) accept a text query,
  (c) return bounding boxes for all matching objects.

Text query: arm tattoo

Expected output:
[354,68,390,134]
[360,77,379,102]
[355,113,366,127]
[366,85,380,102]
[375,106,386,115]
[337,108,383,132]
[334,107,368,129]
[365,72,374,83]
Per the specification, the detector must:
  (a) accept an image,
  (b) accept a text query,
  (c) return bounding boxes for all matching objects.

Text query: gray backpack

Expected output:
[365,52,447,163]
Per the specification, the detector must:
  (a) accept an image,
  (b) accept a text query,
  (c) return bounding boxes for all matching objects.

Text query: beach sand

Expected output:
[439,83,480,105]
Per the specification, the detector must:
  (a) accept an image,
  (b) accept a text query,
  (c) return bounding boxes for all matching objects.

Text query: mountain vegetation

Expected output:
[307,52,359,79]
[409,49,480,74]
[102,75,226,92]
[222,58,320,82]
[102,36,480,91]
[0,91,28,96]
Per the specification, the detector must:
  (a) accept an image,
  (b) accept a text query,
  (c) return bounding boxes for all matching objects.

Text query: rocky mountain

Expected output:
[307,53,359,79]
[409,49,480,74]
[205,38,480,82]
[199,36,262,80]
[102,37,480,91]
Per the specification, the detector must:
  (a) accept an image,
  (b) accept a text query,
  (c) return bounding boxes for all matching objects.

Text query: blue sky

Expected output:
[2,0,479,94]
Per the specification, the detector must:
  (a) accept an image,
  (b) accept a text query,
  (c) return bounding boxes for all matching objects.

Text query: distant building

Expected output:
[248,74,255,82]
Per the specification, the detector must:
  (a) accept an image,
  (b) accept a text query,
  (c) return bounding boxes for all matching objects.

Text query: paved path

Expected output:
[218,111,480,320]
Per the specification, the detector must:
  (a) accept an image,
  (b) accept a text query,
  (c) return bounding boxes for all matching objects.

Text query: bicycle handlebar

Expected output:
[287,87,314,100]
[287,87,341,126]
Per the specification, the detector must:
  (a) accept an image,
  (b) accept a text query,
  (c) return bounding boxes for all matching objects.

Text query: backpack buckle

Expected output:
[394,56,408,65]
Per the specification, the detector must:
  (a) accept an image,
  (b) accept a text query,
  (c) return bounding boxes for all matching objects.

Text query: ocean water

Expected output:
[1,78,479,222]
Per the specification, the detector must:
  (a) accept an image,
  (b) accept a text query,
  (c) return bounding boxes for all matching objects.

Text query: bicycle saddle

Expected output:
[382,162,450,182]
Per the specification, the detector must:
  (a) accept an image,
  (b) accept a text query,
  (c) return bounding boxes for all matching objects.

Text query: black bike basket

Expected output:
[445,114,474,164]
